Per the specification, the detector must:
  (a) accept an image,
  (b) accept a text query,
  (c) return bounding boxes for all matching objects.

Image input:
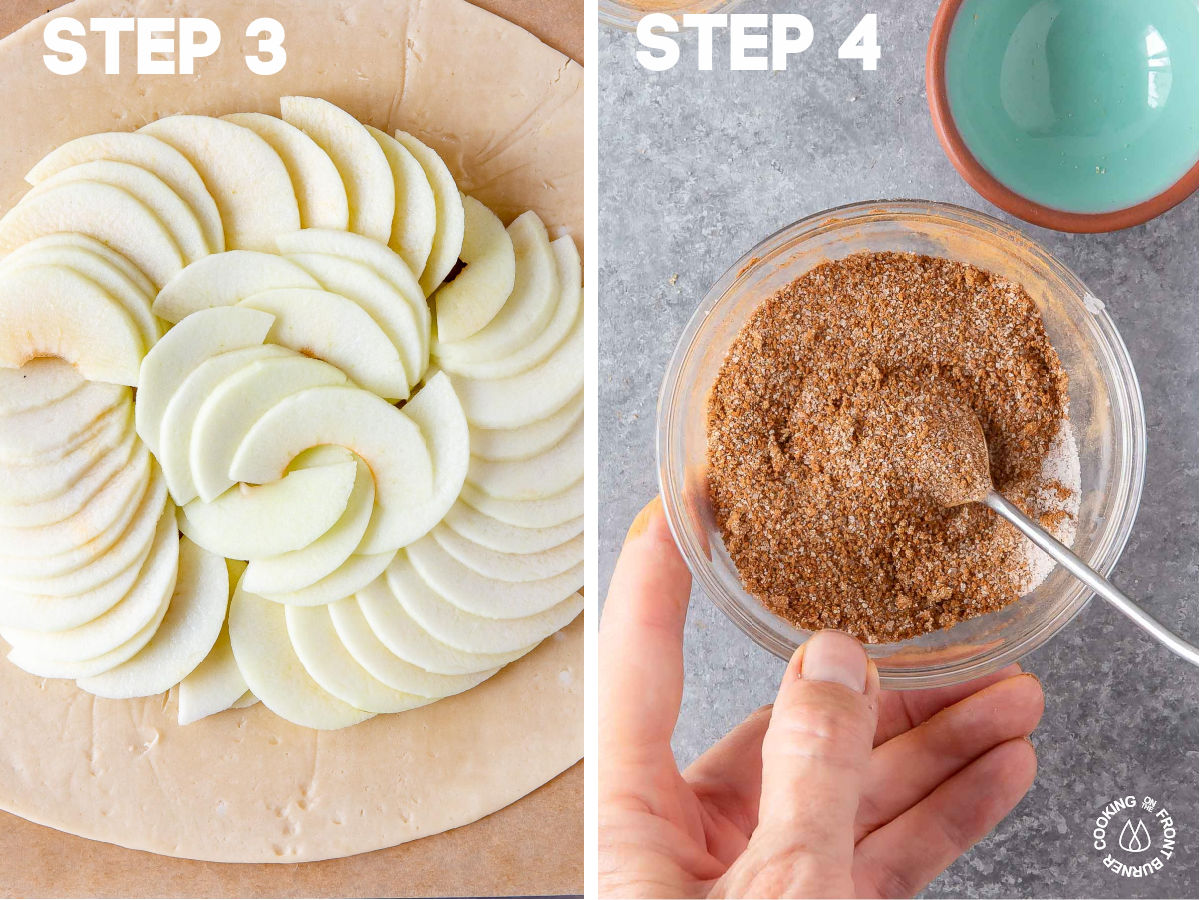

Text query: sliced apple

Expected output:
[431,524,582,583]
[0,444,151,571]
[241,456,374,595]
[228,579,374,730]
[279,97,394,244]
[29,160,209,263]
[76,536,228,699]
[437,234,581,379]
[376,371,468,549]
[459,478,582,529]
[314,599,500,699]
[350,577,528,675]
[238,288,410,400]
[135,305,275,455]
[0,418,136,528]
[0,264,145,386]
[0,180,184,287]
[153,250,320,324]
[231,691,259,709]
[0,401,132,507]
[177,622,247,725]
[6,233,156,300]
[388,552,582,654]
[6,583,170,680]
[405,533,581,619]
[394,130,465,295]
[0,402,131,484]
[189,354,348,502]
[139,115,300,252]
[0,356,83,417]
[180,459,357,559]
[0,379,127,464]
[0,473,167,598]
[274,228,429,347]
[470,392,582,462]
[229,385,434,555]
[222,112,350,231]
[25,130,225,254]
[1,505,177,660]
[467,420,581,502]
[317,595,496,697]
[283,252,425,385]
[286,604,433,712]
[431,195,514,342]
[447,306,582,429]
[158,345,291,505]
[364,125,436,278]
[2,238,161,351]
[258,551,392,608]
[443,501,583,555]
[434,210,556,361]
[0,526,151,632]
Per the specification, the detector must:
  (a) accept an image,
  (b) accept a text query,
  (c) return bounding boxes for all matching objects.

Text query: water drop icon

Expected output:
[1118,818,1152,853]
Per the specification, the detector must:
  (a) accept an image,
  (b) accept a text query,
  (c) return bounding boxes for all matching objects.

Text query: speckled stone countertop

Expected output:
[598,4,1199,897]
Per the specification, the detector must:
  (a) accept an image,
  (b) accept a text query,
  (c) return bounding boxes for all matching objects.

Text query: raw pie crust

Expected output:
[0,0,582,863]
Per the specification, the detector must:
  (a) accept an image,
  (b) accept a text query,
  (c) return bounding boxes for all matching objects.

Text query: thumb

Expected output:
[746,631,879,891]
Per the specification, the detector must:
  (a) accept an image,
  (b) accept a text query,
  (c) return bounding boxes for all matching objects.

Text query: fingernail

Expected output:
[801,631,868,693]
[624,496,664,544]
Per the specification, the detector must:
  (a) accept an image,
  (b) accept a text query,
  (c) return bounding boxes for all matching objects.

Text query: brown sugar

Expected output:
[706,251,1075,643]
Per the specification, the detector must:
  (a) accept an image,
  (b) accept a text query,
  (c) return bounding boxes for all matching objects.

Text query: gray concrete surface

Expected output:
[598,4,1199,897]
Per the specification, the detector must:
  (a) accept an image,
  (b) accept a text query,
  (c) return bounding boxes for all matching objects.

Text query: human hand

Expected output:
[599,497,1045,898]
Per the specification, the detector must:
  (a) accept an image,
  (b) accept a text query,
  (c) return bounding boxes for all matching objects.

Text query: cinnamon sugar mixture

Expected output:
[901,393,993,509]
[706,251,1076,642]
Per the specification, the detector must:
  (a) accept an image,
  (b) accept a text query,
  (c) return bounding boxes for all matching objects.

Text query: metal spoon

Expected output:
[915,401,1199,667]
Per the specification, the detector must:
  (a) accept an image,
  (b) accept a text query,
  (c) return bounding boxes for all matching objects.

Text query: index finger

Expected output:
[599,496,693,781]
[873,664,1025,746]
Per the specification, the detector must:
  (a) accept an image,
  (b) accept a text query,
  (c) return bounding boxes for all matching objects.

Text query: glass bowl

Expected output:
[599,1,742,32]
[656,200,1147,689]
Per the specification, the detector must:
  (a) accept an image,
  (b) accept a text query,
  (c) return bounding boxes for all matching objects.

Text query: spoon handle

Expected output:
[984,490,1199,667]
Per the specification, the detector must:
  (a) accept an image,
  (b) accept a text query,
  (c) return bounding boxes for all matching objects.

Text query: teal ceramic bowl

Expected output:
[928,0,1199,232]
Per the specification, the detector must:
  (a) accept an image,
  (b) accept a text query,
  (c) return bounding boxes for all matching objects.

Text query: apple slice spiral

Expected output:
[0,97,583,730]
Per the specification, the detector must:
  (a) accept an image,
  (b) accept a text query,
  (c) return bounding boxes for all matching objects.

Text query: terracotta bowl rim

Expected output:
[926,0,1199,234]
